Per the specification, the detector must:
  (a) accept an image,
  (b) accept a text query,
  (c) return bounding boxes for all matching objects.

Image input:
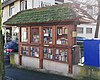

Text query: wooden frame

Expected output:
[18,24,76,73]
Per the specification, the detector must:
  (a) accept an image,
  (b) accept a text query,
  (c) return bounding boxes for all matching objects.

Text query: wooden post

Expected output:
[39,26,43,69]
[52,26,56,45]
[18,27,22,65]
[28,27,31,56]
[67,25,74,74]
[39,47,43,69]
[68,48,73,73]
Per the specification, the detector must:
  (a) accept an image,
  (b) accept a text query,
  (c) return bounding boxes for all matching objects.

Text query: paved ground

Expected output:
[5,66,76,80]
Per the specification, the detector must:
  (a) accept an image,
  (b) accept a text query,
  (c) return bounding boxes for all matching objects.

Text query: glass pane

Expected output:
[21,28,28,42]
[86,28,92,34]
[77,27,83,33]
[43,27,52,44]
[56,26,68,45]
[30,47,39,57]
[55,49,67,62]
[43,48,53,59]
[21,46,28,55]
[31,28,39,43]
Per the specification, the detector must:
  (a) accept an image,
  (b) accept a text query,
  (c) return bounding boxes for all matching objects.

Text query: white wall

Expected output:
[14,54,81,77]
[77,23,96,39]
[2,0,20,24]
[34,0,55,8]
[14,1,20,14]
[2,0,55,23]
[43,60,68,75]
[27,0,33,9]
[14,54,19,65]
[22,56,39,69]
[2,6,9,23]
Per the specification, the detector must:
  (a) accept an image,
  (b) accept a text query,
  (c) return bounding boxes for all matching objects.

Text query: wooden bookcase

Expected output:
[18,25,76,73]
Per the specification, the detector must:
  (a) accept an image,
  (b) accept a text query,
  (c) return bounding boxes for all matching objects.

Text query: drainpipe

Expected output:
[4,27,7,44]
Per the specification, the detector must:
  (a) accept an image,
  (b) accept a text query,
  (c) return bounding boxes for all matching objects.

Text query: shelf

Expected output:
[21,46,28,55]
[55,49,67,62]
[57,27,68,45]
[30,47,39,57]
[43,27,52,45]
[43,48,53,59]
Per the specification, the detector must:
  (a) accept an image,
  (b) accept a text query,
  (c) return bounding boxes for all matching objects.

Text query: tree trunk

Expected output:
[95,0,100,38]
[0,0,5,80]
[94,14,100,38]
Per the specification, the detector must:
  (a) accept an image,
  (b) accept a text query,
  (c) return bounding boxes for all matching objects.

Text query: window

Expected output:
[86,28,92,34]
[21,27,28,42]
[31,28,39,43]
[32,0,34,8]
[43,27,52,45]
[30,47,39,57]
[21,46,28,55]
[43,48,53,59]
[39,1,51,7]
[9,3,14,16]
[20,0,27,11]
[55,49,67,62]
[56,26,68,45]
[77,27,83,33]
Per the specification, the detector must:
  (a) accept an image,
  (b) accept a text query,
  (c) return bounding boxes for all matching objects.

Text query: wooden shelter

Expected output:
[4,4,93,74]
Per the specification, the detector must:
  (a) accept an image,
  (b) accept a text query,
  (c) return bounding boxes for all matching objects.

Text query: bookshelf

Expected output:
[43,27,52,45]
[56,27,68,45]
[43,48,53,59]
[55,49,67,62]
[21,46,28,55]
[30,46,39,57]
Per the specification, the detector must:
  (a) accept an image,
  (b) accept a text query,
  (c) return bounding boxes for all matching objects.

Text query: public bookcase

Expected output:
[4,4,91,73]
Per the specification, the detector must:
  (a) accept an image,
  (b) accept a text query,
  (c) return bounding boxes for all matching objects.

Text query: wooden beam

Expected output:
[67,25,74,74]
[39,26,43,69]
[52,26,56,45]
[18,27,22,65]
[28,27,31,56]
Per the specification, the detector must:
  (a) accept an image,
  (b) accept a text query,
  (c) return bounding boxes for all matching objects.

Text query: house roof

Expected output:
[2,0,17,8]
[4,4,76,26]
[4,4,94,26]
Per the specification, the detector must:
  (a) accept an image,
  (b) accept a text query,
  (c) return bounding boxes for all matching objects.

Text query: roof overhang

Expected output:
[2,0,17,8]
[3,3,95,26]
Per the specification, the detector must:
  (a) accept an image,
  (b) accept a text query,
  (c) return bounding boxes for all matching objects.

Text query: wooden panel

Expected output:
[52,26,56,45]
[28,27,31,56]
[39,26,43,45]
[18,27,22,65]
[28,27,31,44]
[67,25,75,73]
[39,47,43,69]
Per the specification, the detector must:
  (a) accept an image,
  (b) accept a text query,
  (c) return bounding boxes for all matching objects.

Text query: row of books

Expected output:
[55,49,67,62]
[43,28,52,44]
[30,47,39,57]
[57,27,68,35]
[22,46,28,55]
[43,48,53,59]
[56,38,67,45]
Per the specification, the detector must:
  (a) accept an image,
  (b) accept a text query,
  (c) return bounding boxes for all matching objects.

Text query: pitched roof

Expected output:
[4,3,94,26]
